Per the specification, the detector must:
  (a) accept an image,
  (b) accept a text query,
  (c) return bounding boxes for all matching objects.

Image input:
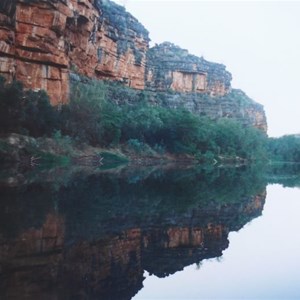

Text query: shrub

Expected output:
[0,76,59,137]
[22,89,59,137]
[52,130,73,153]
[126,139,155,155]
[61,80,122,146]
[0,76,269,162]
[268,135,300,162]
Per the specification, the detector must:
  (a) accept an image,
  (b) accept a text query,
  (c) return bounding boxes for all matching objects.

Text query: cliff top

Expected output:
[148,42,231,77]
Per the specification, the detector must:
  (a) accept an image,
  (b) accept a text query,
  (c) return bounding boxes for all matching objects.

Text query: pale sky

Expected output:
[113,0,300,137]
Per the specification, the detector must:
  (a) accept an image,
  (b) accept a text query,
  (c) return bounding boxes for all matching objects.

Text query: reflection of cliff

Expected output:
[0,214,143,300]
[142,192,266,278]
[0,167,266,299]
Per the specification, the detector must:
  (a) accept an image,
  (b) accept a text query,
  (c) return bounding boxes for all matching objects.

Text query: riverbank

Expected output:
[0,133,251,170]
[0,133,180,167]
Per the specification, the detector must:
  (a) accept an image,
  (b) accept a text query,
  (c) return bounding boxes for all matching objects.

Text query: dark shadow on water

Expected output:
[0,162,297,299]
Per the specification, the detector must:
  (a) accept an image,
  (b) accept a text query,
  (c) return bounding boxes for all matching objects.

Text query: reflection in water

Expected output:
[266,162,300,187]
[0,165,268,299]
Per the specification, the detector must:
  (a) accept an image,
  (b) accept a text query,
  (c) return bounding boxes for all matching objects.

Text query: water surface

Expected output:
[133,184,300,300]
[0,164,299,299]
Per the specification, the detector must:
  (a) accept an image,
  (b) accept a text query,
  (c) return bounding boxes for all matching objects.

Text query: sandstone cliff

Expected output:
[154,88,268,132]
[102,82,268,132]
[146,42,232,96]
[0,0,267,131]
[0,0,149,105]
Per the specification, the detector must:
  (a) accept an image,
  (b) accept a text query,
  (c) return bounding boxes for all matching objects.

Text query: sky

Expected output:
[113,0,300,137]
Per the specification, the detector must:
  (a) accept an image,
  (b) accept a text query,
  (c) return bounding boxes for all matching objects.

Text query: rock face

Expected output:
[94,0,149,89]
[0,0,267,131]
[153,88,268,132]
[0,0,149,105]
[103,83,268,132]
[146,42,232,96]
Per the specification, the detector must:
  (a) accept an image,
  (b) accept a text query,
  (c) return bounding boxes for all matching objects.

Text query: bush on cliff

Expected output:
[59,79,268,161]
[0,77,59,137]
[119,101,267,161]
[60,80,122,146]
[0,76,268,162]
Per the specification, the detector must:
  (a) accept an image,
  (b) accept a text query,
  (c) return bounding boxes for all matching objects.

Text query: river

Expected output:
[0,164,299,299]
[133,184,300,300]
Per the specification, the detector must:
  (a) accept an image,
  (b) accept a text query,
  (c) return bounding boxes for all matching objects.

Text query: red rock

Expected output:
[0,0,149,105]
[0,0,267,133]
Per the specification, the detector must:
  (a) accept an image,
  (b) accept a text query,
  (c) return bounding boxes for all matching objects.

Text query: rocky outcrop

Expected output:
[103,82,268,132]
[0,0,267,131]
[94,0,149,89]
[0,1,230,100]
[153,88,268,132]
[146,42,232,96]
[0,0,149,105]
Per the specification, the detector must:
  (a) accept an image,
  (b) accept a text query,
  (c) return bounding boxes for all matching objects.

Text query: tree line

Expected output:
[0,76,298,163]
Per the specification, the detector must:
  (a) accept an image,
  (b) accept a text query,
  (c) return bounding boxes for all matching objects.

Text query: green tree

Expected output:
[268,135,300,162]
[0,76,59,136]
[61,80,122,146]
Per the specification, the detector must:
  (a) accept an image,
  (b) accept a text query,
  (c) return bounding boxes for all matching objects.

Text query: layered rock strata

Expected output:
[0,0,149,105]
[101,82,268,132]
[146,42,232,96]
[0,0,267,131]
[154,88,268,132]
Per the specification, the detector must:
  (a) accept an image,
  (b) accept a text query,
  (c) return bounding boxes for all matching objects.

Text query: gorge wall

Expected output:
[0,0,149,105]
[146,42,232,96]
[0,0,267,131]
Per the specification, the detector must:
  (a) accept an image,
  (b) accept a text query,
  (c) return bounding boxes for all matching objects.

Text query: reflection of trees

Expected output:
[0,166,267,300]
[58,165,266,239]
[265,163,300,187]
[0,183,55,238]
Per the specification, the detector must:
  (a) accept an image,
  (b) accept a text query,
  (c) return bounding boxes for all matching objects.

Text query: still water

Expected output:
[0,164,300,299]
[134,185,300,300]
